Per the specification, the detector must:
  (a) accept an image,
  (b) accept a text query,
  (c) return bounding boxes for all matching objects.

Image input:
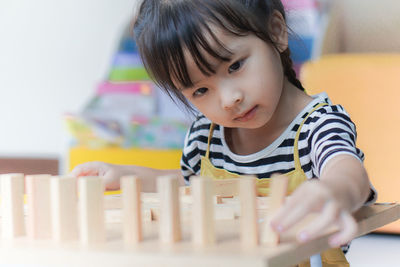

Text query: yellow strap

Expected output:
[293,103,328,170]
[205,123,216,159]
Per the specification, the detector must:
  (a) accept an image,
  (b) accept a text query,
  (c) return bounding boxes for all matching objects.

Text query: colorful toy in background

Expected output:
[128,116,189,149]
[64,113,125,148]
[109,52,150,82]
[65,1,326,150]
[282,0,324,74]
[65,29,190,149]
[84,81,156,122]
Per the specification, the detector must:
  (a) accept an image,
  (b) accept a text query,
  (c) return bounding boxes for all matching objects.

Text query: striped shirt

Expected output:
[181,92,377,204]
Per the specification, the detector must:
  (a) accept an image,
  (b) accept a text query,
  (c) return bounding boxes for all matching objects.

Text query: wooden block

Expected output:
[215,205,236,220]
[145,204,237,222]
[151,208,159,221]
[104,196,122,210]
[143,209,152,222]
[79,176,105,244]
[0,173,25,238]
[213,179,239,197]
[239,176,259,247]
[215,195,235,204]
[191,176,215,245]
[157,175,181,243]
[215,195,224,204]
[26,174,52,239]
[141,208,160,221]
[268,175,288,211]
[0,201,396,266]
[141,193,159,203]
[50,176,78,242]
[179,186,191,196]
[121,175,142,244]
[256,197,269,210]
[262,175,289,246]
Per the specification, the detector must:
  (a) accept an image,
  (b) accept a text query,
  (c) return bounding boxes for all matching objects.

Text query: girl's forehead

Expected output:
[180,35,235,84]
[183,27,245,66]
[203,24,243,52]
[180,50,214,89]
[168,21,255,91]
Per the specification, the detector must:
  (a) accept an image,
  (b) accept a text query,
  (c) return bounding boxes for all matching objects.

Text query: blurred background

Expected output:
[0,0,138,170]
[0,0,399,266]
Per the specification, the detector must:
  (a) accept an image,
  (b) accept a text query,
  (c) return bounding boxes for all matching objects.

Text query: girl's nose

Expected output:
[221,87,244,110]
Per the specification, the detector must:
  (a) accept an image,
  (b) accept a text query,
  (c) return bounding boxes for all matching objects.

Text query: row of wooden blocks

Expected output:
[0,173,288,247]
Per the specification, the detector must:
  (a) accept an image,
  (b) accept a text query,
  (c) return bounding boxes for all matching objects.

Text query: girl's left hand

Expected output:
[269,179,357,247]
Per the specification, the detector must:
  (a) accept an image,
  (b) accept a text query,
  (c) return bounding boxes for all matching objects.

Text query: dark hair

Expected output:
[133,0,304,110]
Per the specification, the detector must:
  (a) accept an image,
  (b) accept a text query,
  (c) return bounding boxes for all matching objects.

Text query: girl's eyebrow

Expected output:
[191,59,224,86]
[180,75,209,90]
[178,81,197,91]
[181,76,208,90]
[177,39,246,91]
[180,48,240,91]
[179,86,192,91]
[179,59,223,90]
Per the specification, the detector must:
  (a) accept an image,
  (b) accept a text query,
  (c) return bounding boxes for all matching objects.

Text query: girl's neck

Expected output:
[225,79,313,155]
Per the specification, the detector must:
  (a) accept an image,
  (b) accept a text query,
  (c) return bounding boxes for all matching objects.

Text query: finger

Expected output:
[269,195,299,230]
[329,211,357,247]
[70,166,84,177]
[271,187,307,222]
[271,181,322,228]
[271,194,316,232]
[70,162,101,177]
[103,171,121,190]
[296,201,340,243]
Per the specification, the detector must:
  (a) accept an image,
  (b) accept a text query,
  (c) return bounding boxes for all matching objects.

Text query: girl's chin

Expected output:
[228,120,268,129]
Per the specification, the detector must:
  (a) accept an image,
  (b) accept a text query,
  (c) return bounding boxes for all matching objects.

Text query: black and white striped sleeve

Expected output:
[180,116,209,183]
[308,106,364,178]
[307,105,378,204]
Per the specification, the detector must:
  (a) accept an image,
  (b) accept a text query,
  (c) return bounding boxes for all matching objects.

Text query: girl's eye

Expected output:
[193,87,208,97]
[228,59,244,73]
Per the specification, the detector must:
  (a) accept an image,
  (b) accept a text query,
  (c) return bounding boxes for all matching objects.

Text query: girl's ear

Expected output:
[268,11,288,53]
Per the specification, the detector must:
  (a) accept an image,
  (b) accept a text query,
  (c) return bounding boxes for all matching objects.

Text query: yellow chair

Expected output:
[301,54,400,233]
[321,0,400,54]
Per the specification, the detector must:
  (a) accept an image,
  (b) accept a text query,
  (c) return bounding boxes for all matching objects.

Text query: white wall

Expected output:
[0,0,138,158]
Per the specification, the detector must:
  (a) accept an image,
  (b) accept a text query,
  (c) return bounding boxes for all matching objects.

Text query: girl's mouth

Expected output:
[234,105,258,122]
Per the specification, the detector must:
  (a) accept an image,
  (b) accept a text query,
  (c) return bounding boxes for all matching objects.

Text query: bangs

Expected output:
[162,15,234,89]
[134,0,267,92]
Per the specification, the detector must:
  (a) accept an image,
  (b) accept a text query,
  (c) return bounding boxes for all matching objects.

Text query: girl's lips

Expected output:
[235,105,258,122]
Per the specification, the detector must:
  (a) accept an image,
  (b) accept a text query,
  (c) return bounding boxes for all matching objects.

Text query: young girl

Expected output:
[72,0,376,264]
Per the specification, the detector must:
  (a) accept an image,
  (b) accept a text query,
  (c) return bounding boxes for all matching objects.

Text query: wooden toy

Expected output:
[262,174,289,245]
[121,175,142,244]
[0,173,25,238]
[0,173,399,267]
[157,175,181,243]
[239,176,259,247]
[51,176,78,242]
[78,176,105,244]
[191,176,215,245]
[213,179,239,196]
[179,186,191,196]
[26,174,52,239]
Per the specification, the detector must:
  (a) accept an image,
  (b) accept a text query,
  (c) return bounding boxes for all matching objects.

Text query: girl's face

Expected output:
[180,30,286,129]
[178,13,289,129]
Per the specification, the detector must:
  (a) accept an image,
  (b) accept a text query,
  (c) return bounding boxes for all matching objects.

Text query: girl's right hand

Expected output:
[70,162,182,192]
[70,161,124,190]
